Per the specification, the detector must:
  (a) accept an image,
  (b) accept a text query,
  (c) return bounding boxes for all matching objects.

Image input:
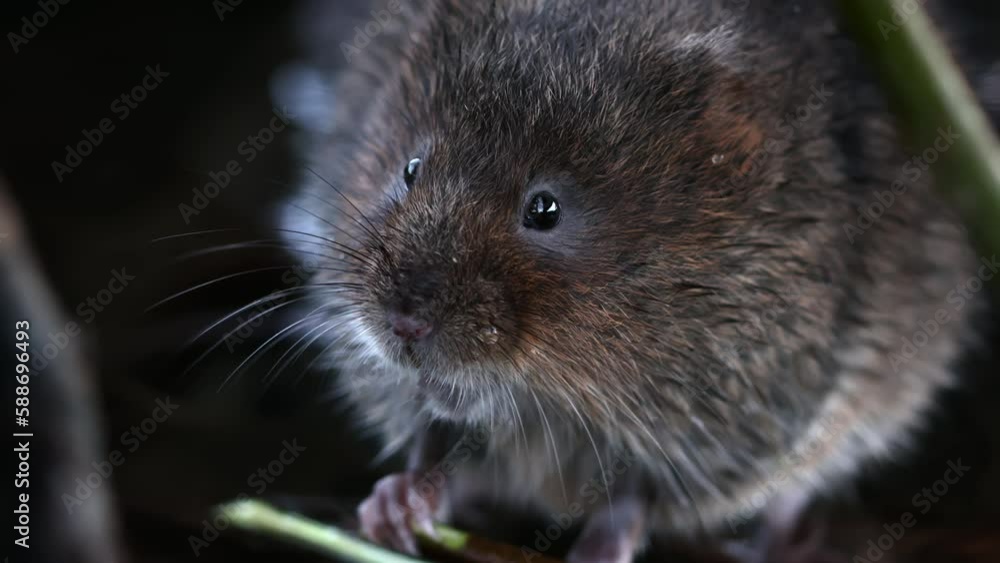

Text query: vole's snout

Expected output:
[382,265,442,344]
[387,310,432,342]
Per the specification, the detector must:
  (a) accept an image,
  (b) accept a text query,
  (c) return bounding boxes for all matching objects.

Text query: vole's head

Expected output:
[293,0,852,474]
[282,0,984,525]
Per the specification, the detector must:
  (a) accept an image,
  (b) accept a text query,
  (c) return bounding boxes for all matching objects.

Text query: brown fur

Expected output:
[285,0,984,538]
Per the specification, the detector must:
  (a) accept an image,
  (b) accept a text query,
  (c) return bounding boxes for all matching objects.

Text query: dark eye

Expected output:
[404,158,421,189]
[523,191,561,230]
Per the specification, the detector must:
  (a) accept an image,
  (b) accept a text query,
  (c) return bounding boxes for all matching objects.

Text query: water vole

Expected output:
[281,1,986,560]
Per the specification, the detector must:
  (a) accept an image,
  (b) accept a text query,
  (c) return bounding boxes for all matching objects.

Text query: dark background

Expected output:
[2,2,389,561]
[3,1,1000,562]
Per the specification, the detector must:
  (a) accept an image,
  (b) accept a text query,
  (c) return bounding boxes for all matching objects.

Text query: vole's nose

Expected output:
[388,311,432,342]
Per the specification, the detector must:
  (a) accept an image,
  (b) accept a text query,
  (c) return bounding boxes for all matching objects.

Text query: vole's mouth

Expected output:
[384,338,432,370]
[417,373,488,422]
[396,343,420,368]
[366,321,492,421]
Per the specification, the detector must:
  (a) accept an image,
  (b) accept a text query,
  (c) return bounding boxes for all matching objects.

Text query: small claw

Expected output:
[411,513,439,540]
[357,471,446,556]
[358,497,378,540]
[385,493,419,554]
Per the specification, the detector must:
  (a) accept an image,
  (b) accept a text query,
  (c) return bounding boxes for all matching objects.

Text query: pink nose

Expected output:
[389,312,432,341]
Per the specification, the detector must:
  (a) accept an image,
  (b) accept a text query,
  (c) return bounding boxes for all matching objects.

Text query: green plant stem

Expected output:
[839,0,1000,255]
[221,499,434,563]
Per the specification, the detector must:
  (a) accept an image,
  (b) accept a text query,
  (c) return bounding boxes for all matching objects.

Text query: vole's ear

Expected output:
[669,27,771,181]
[697,71,770,179]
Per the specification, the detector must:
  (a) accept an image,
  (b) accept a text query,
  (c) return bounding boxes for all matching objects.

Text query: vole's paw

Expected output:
[358,471,446,556]
[566,498,645,563]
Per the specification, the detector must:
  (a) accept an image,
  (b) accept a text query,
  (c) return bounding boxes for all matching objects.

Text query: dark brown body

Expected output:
[283,0,989,553]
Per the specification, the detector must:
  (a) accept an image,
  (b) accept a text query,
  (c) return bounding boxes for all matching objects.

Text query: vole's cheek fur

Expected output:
[287,0,986,537]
